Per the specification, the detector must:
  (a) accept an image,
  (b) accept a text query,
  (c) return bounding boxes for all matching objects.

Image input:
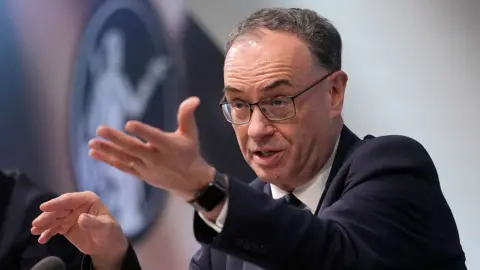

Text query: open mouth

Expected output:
[252,150,284,167]
[254,151,278,157]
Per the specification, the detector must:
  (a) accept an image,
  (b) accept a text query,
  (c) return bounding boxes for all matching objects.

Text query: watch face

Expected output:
[68,0,181,242]
[194,173,227,212]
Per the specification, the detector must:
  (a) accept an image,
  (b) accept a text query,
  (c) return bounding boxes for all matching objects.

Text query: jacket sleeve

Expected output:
[192,136,462,269]
[189,245,213,270]
[20,194,83,269]
[82,244,141,270]
[1,171,83,269]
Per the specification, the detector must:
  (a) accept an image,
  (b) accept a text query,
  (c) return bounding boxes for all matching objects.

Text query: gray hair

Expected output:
[226,8,342,71]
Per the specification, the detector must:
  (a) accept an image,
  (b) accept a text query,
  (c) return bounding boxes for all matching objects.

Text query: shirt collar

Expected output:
[270,137,340,213]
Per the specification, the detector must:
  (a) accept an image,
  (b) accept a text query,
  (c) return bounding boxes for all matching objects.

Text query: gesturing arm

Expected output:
[78,96,463,269]
[192,136,460,269]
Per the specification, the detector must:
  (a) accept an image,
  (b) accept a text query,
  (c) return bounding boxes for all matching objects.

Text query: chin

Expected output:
[251,164,288,184]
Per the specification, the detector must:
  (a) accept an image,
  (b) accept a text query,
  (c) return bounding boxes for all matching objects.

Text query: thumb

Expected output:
[177,96,200,139]
[78,213,114,236]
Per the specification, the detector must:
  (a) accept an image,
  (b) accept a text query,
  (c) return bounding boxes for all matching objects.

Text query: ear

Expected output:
[329,70,348,118]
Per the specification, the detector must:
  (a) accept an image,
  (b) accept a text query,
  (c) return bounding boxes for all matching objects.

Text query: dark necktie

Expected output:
[281,193,303,208]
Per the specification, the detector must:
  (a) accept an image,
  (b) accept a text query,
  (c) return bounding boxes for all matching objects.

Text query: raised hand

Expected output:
[31,191,128,269]
[88,96,215,201]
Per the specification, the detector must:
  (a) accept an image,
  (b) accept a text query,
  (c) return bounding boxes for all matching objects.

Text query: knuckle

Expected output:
[107,220,117,230]
[100,218,118,233]
[84,190,100,200]
[59,192,72,199]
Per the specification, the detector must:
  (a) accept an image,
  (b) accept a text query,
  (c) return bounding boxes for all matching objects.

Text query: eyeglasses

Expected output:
[219,71,336,125]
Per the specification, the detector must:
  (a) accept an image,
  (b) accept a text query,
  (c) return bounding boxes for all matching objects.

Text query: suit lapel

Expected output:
[235,182,270,270]
[248,177,271,196]
[325,125,361,189]
[250,125,361,215]
[315,125,361,214]
[262,182,271,196]
[239,127,360,270]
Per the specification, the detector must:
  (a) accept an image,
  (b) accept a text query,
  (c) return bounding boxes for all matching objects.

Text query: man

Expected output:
[31,8,466,270]
[0,170,82,269]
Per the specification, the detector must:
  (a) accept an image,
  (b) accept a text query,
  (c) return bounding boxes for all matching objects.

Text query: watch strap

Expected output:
[188,170,227,212]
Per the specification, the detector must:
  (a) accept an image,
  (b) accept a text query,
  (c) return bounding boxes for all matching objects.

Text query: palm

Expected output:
[31,191,127,258]
[141,135,198,188]
[62,201,112,254]
[88,97,215,201]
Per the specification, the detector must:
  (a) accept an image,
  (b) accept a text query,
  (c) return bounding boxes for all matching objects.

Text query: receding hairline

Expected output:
[225,8,343,71]
[226,27,307,52]
[225,28,325,71]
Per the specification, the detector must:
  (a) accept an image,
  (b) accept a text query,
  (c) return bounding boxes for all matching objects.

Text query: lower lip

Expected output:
[253,151,284,167]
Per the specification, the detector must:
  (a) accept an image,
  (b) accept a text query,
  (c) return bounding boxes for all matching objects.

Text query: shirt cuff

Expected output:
[197,198,229,233]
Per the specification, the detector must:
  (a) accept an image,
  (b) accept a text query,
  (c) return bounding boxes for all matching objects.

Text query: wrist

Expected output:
[188,170,228,213]
[199,197,227,221]
[184,162,216,201]
[91,237,129,270]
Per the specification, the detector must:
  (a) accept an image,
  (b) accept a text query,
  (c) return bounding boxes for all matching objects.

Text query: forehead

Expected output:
[224,29,315,81]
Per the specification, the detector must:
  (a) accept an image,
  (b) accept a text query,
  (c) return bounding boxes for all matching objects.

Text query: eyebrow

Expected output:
[223,79,294,93]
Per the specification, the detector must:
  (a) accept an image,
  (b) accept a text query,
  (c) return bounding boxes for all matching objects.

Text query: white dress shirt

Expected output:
[200,138,340,233]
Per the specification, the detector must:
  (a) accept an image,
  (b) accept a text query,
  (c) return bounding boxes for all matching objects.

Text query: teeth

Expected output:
[260,151,275,156]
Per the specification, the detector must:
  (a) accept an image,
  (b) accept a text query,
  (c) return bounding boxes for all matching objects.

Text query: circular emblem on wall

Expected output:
[69,0,180,241]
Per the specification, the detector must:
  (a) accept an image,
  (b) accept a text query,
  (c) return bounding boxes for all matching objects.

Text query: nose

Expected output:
[247,106,275,140]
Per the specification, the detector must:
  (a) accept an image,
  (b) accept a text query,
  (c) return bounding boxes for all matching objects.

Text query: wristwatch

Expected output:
[188,170,228,212]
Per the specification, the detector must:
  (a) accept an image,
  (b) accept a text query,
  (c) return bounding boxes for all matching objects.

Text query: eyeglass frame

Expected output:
[219,70,337,125]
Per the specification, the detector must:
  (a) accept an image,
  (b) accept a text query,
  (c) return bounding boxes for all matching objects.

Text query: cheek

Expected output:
[274,125,301,158]
[282,109,328,157]
[300,97,333,132]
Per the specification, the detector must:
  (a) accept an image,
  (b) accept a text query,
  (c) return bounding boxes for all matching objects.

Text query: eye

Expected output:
[271,97,290,107]
[231,100,249,109]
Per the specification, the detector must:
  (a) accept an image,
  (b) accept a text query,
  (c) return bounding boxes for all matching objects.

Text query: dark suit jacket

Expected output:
[0,170,83,269]
[100,126,467,270]
[190,126,466,270]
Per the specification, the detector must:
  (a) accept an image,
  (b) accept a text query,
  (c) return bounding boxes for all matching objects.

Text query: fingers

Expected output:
[89,148,142,177]
[32,210,72,228]
[88,139,146,173]
[31,226,43,235]
[176,96,200,139]
[78,213,122,247]
[38,227,60,244]
[57,223,74,235]
[32,211,70,243]
[32,202,98,245]
[39,191,97,212]
[32,206,85,235]
[124,120,169,147]
[78,213,112,233]
[94,96,201,151]
[95,126,153,158]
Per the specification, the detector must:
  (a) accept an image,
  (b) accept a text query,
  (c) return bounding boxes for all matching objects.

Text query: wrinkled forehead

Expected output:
[224,30,316,79]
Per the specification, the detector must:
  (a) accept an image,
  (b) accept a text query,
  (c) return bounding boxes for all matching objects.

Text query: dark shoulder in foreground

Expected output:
[348,135,466,268]
[350,134,439,182]
[0,170,83,269]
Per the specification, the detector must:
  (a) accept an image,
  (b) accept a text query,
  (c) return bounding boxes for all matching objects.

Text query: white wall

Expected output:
[185,0,480,268]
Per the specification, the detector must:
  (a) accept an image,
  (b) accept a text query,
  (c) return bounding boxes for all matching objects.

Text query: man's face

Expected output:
[223,29,346,190]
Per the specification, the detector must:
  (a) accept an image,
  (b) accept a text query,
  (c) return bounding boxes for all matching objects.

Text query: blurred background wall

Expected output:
[0,0,478,269]
[1,0,253,269]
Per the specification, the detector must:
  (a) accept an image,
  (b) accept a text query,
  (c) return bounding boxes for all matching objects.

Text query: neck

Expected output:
[278,133,341,193]
[277,184,296,193]
[274,119,343,192]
